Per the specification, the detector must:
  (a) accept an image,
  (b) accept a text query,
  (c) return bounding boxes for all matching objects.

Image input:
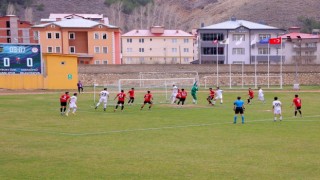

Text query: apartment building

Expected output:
[32,18,121,64]
[281,27,320,64]
[122,26,194,64]
[197,17,285,64]
[0,15,36,44]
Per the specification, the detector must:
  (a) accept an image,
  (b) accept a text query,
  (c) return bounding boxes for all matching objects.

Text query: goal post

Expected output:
[118,78,196,104]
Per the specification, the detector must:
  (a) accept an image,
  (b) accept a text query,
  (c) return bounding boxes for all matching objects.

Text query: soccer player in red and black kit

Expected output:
[292,94,302,117]
[207,88,215,105]
[114,90,126,112]
[127,88,135,105]
[247,88,254,104]
[177,88,187,106]
[60,92,70,115]
[140,91,153,110]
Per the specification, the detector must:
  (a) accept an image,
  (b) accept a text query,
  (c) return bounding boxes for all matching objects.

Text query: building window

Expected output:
[69,32,75,39]
[102,33,107,39]
[127,48,133,52]
[232,34,245,41]
[103,47,108,54]
[172,57,178,63]
[172,48,177,53]
[50,24,55,28]
[47,46,53,53]
[184,39,189,43]
[47,32,52,39]
[201,33,224,41]
[183,48,189,53]
[69,46,75,53]
[98,25,103,28]
[55,32,60,39]
[306,43,317,47]
[94,32,99,39]
[127,57,133,63]
[55,47,61,53]
[127,38,132,43]
[103,60,108,64]
[172,39,177,43]
[139,48,144,52]
[139,57,145,63]
[259,34,271,40]
[202,47,224,55]
[184,57,189,63]
[139,38,144,43]
[163,48,166,51]
[232,48,245,55]
[150,38,152,41]
[258,48,269,55]
[94,46,100,53]
[95,60,100,64]
[150,48,152,51]
[33,31,39,40]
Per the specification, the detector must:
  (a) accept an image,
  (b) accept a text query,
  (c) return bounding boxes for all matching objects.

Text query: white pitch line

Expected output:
[1,115,320,136]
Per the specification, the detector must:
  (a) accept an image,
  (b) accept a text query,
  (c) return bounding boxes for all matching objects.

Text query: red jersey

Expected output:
[248,90,254,98]
[128,90,134,97]
[209,90,215,97]
[116,92,126,101]
[176,89,181,98]
[144,93,153,101]
[180,91,187,98]
[60,94,70,102]
[293,98,302,107]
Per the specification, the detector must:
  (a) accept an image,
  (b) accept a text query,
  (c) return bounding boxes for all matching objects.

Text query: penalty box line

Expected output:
[1,115,320,136]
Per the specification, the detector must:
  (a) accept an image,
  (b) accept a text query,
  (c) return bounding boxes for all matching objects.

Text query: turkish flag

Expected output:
[269,38,282,44]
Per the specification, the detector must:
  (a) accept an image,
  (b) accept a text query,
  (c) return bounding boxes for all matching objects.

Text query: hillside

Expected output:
[9,0,320,32]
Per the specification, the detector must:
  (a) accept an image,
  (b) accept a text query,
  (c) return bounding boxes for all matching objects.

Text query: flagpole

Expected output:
[229,63,232,89]
[280,37,283,89]
[268,42,270,88]
[255,54,257,89]
[216,42,218,87]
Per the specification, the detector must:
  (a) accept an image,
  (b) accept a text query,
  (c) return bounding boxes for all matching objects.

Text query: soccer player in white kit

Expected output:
[272,96,282,121]
[66,93,78,116]
[214,87,223,104]
[95,88,109,111]
[258,87,265,103]
[171,85,178,104]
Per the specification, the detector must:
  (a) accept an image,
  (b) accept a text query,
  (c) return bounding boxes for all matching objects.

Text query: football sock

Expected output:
[234,116,237,123]
[274,117,277,121]
[121,106,124,110]
[280,116,282,120]
[241,115,245,124]
[63,107,66,112]
[60,108,63,112]
[295,111,297,116]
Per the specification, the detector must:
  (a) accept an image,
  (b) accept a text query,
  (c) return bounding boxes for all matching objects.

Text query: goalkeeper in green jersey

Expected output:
[191,81,199,104]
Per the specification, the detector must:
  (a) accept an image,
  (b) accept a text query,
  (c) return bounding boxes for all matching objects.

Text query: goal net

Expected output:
[139,71,199,86]
[118,78,196,104]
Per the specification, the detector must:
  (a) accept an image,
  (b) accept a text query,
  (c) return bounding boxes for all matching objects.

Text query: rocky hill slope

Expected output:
[13,0,320,31]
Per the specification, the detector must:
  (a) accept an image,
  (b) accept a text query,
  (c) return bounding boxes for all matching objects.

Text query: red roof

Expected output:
[280,32,319,39]
[122,29,193,37]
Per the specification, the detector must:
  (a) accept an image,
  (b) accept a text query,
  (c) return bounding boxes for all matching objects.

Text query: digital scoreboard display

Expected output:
[0,44,42,74]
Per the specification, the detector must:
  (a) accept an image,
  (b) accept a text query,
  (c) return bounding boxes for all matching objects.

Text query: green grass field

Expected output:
[1,88,320,179]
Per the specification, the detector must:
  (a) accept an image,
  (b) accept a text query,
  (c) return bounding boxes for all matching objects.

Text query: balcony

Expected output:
[293,46,317,52]
[292,55,316,64]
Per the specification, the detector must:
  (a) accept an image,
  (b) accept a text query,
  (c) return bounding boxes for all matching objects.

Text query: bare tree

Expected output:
[6,3,16,15]
[24,7,33,23]
[139,6,146,29]
[115,1,123,27]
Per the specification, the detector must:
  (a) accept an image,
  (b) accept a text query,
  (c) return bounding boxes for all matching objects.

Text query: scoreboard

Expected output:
[0,44,42,74]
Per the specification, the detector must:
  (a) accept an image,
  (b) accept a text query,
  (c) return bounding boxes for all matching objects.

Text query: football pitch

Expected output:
[1,88,320,179]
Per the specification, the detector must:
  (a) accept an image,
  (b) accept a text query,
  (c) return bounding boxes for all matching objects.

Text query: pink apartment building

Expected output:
[122,26,194,64]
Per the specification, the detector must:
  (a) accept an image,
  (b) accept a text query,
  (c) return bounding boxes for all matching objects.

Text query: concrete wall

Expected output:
[78,64,320,86]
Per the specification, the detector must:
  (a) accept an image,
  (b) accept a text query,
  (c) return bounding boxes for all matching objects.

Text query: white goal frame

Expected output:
[118,78,196,102]
[139,71,199,86]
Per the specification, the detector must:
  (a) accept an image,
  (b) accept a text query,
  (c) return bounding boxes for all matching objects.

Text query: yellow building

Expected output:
[0,53,78,89]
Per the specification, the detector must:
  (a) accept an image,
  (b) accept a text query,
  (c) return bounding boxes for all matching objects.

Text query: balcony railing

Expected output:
[293,47,317,52]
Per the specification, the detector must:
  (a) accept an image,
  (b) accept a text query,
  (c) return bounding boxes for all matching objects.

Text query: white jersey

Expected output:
[215,89,223,98]
[272,100,282,114]
[100,90,109,99]
[172,86,178,95]
[259,89,264,96]
[69,96,77,108]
